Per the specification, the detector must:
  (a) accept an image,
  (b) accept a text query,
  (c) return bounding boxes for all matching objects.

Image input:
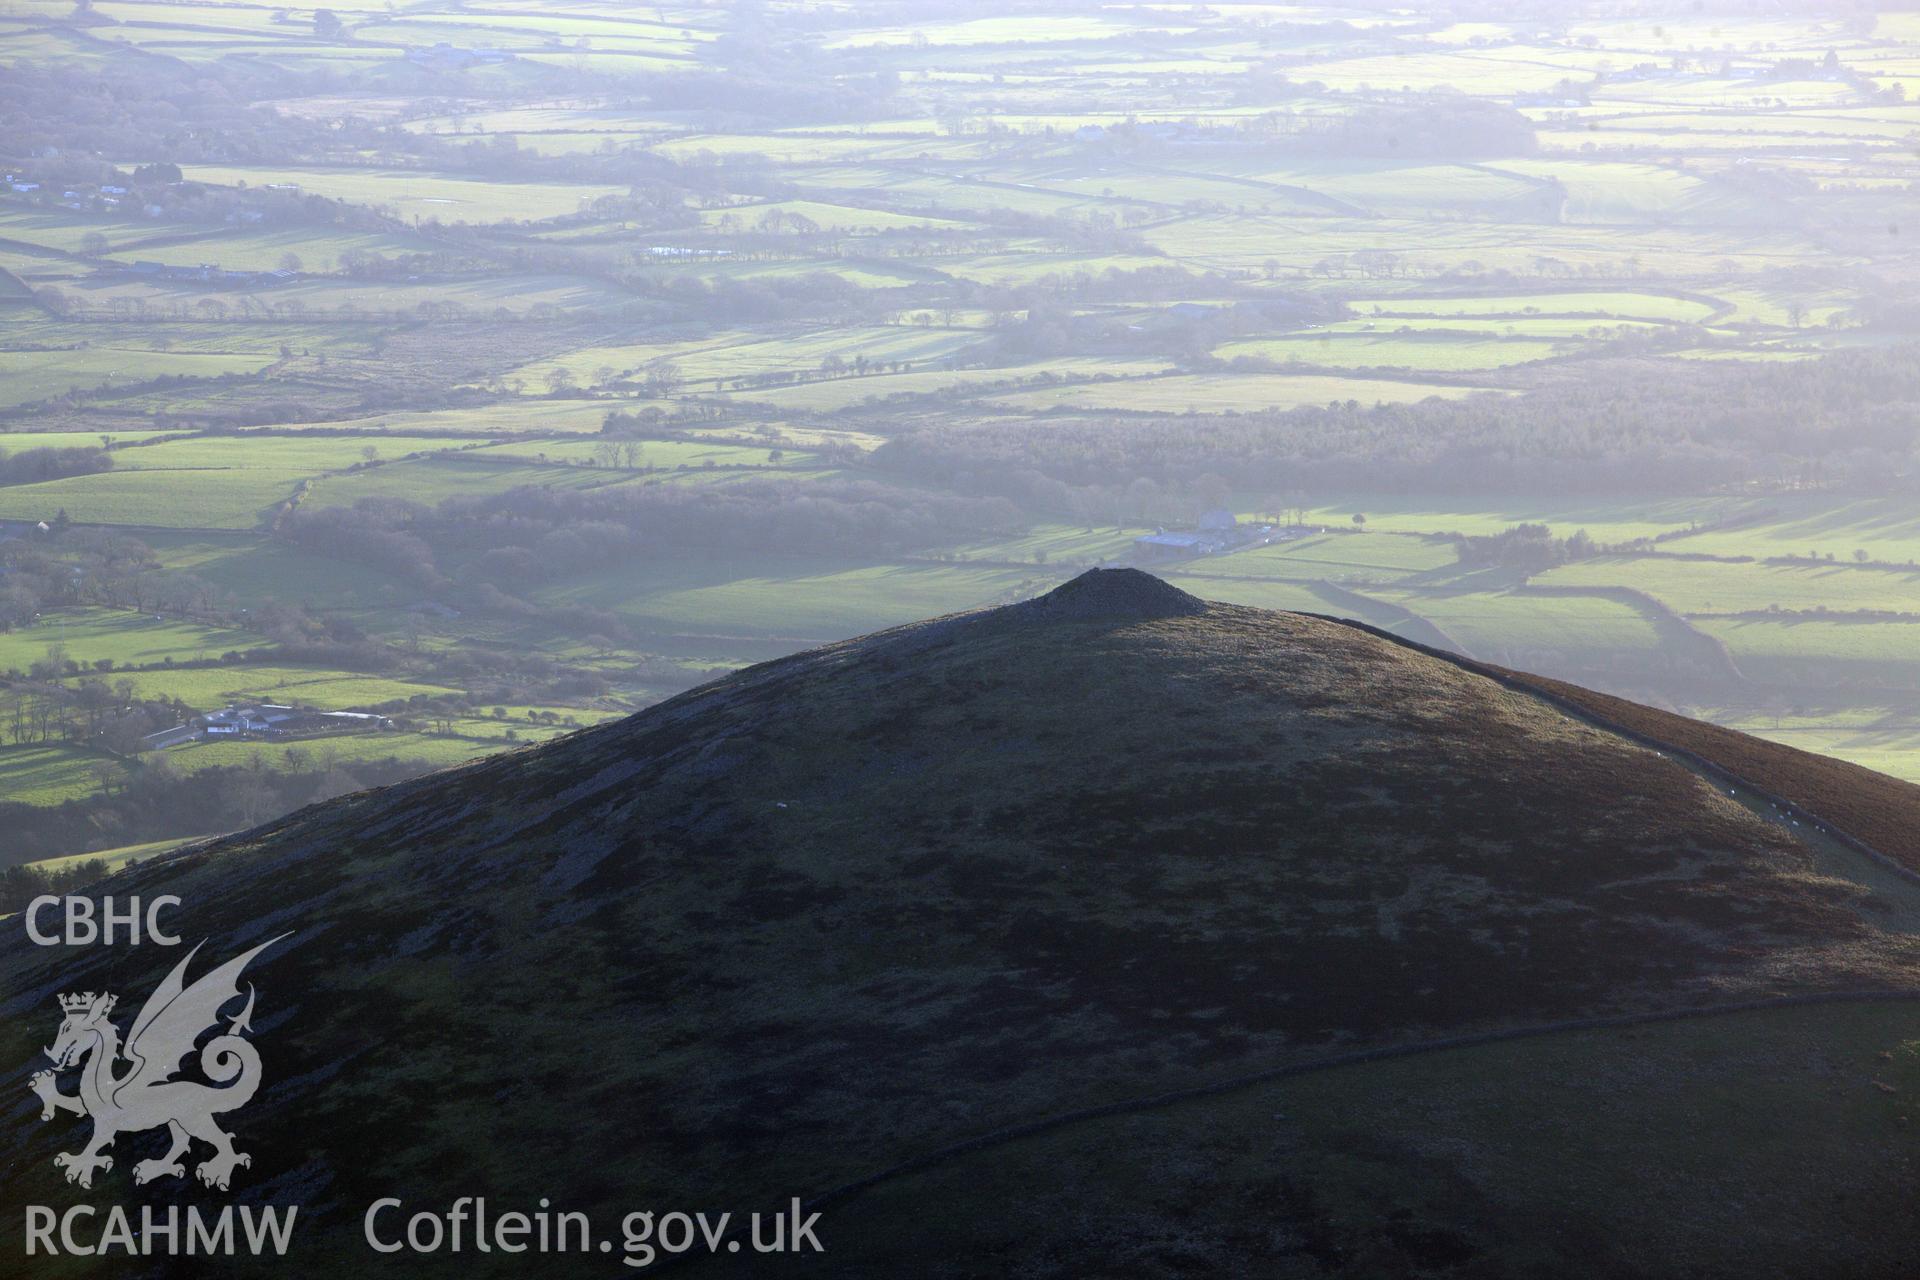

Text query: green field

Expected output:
[305,456,625,507]
[175,165,635,224]
[0,744,114,805]
[1700,618,1920,690]
[0,467,309,528]
[1350,292,1723,323]
[546,561,1045,641]
[1661,496,1920,563]
[67,664,459,710]
[112,435,486,472]
[159,730,510,774]
[986,373,1494,413]
[1372,587,1667,658]
[1215,335,1563,371]
[0,609,270,674]
[0,429,185,449]
[0,348,276,407]
[25,834,209,876]
[1173,533,1460,581]
[1299,498,1741,543]
[1538,556,1920,615]
[466,438,811,469]
[128,534,405,609]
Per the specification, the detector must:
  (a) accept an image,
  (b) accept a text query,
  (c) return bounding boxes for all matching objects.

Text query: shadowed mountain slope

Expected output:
[1499,666,1920,874]
[4,569,1920,1275]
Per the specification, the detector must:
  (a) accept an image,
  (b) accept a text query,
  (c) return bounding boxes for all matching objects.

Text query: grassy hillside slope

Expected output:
[3,571,1918,1275]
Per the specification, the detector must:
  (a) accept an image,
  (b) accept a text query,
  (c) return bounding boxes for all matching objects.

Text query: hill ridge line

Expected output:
[1304,611,1920,890]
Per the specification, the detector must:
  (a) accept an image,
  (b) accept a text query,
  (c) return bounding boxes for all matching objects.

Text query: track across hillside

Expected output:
[1313,612,1920,883]
[673,989,1920,1271]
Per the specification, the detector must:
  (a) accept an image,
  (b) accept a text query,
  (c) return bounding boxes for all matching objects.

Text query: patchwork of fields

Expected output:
[2,0,1918,860]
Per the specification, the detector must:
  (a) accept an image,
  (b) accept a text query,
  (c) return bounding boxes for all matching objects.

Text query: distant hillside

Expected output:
[5,570,1920,1276]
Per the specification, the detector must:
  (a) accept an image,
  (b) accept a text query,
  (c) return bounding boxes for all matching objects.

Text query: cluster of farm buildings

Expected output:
[117,260,299,287]
[143,703,393,751]
[1132,509,1311,560]
[5,175,154,215]
[406,42,511,69]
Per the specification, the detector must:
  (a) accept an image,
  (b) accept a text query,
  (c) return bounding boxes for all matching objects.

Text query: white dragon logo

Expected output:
[28,935,288,1191]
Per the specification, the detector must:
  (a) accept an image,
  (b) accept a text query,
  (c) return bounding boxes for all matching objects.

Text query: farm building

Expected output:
[194,703,393,742]
[142,724,198,751]
[1134,510,1305,561]
[114,261,296,287]
[1135,531,1232,558]
[201,705,288,736]
[406,43,511,69]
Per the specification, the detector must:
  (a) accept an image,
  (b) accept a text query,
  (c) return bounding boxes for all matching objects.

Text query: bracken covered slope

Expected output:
[4,570,1919,1275]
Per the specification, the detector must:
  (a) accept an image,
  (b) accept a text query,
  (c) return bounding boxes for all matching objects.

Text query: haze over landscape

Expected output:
[1,0,1919,874]
[4,2,1920,1274]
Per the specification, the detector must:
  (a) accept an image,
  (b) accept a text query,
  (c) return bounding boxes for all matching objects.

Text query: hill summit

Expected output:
[1011,566,1209,620]
[6,586,1920,1274]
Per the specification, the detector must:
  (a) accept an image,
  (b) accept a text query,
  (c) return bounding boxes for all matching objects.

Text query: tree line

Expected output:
[873,345,1920,503]
[282,479,1024,602]
[0,446,111,487]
